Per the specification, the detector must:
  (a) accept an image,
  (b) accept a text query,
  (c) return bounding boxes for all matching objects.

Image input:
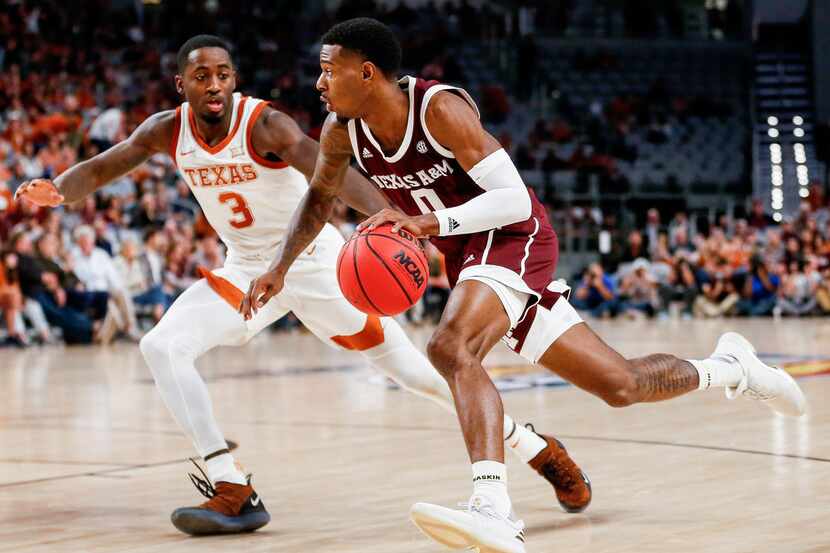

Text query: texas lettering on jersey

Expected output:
[181,164,258,188]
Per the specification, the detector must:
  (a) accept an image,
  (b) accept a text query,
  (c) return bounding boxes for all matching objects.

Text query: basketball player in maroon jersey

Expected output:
[242,18,806,553]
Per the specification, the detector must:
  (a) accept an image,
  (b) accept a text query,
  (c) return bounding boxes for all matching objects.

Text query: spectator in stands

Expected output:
[817,266,830,315]
[735,255,780,316]
[0,254,26,346]
[35,232,113,326]
[618,258,658,318]
[36,134,75,178]
[694,264,740,318]
[783,236,802,267]
[88,92,124,152]
[762,228,785,266]
[171,178,197,216]
[11,231,96,344]
[572,262,621,318]
[651,232,673,265]
[644,208,661,257]
[2,249,53,344]
[604,228,648,274]
[189,235,224,274]
[775,258,820,317]
[131,192,166,229]
[115,236,170,323]
[668,211,689,239]
[164,241,197,297]
[658,254,699,318]
[142,228,167,289]
[71,225,141,340]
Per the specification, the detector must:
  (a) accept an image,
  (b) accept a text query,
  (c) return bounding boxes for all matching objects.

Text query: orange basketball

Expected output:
[337,223,429,316]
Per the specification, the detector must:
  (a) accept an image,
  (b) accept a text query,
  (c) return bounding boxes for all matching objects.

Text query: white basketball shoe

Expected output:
[410,495,527,553]
[714,332,807,417]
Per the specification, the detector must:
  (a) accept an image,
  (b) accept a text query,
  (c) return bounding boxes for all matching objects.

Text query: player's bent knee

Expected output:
[139,331,162,362]
[426,327,466,379]
[139,328,180,369]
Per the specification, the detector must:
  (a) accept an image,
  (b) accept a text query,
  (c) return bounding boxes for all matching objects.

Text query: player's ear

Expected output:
[361,62,374,82]
[174,75,184,96]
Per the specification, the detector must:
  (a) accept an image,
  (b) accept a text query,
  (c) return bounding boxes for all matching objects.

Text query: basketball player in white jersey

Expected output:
[15,35,592,536]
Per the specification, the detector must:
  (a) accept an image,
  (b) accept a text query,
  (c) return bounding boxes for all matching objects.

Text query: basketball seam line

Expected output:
[363,237,415,306]
[352,236,388,316]
[362,233,428,275]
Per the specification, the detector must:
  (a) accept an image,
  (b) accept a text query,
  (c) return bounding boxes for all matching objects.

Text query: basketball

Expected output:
[337,223,429,316]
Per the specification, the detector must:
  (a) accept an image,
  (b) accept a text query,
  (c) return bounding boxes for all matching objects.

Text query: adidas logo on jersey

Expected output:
[362,147,374,159]
[448,217,460,232]
[416,140,428,154]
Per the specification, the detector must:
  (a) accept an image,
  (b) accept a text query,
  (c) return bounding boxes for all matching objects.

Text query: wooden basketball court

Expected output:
[0,317,827,552]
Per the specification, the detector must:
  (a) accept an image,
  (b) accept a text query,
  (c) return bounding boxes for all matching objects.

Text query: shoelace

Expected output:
[457,500,526,533]
[728,371,776,401]
[187,458,217,500]
[524,424,578,491]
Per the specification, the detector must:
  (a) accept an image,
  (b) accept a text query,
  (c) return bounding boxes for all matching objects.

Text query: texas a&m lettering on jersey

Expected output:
[369,159,454,191]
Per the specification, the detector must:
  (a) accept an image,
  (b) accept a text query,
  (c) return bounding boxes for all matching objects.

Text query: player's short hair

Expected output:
[177,35,233,73]
[321,18,401,78]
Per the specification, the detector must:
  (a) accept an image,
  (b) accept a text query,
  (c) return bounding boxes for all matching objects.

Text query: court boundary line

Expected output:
[0,424,827,490]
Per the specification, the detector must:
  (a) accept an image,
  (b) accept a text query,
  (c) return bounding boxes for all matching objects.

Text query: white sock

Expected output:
[205,452,247,485]
[472,460,511,517]
[688,355,744,390]
[503,415,547,463]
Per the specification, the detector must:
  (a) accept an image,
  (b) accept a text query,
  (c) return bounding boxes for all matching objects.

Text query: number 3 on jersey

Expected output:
[218,191,254,229]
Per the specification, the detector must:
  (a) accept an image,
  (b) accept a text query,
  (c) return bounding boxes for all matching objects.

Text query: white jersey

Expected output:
[172,92,309,265]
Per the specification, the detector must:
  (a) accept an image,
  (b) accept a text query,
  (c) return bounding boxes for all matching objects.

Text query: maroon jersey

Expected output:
[348,77,559,301]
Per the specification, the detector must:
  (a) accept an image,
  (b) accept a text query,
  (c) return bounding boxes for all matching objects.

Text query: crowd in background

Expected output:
[573,195,830,320]
[0,0,795,349]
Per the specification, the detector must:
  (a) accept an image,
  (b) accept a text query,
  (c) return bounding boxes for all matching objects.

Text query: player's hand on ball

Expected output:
[14,179,64,207]
[357,208,439,237]
[240,269,285,320]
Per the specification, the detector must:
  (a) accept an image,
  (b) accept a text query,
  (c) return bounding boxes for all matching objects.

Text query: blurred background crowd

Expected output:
[1,0,828,348]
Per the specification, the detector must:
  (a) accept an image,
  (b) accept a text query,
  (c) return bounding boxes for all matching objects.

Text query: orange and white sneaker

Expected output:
[526,424,592,513]
[170,461,270,536]
[411,495,527,553]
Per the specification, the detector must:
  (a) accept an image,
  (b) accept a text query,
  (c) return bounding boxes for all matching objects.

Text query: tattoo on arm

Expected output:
[339,166,392,216]
[269,115,352,273]
[54,111,174,203]
[630,354,699,402]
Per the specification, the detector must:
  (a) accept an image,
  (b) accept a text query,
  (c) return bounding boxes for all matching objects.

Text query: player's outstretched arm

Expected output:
[360,91,532,236]
[15,111,175,206]
[239,114,353,320]
[251,109,391,216]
